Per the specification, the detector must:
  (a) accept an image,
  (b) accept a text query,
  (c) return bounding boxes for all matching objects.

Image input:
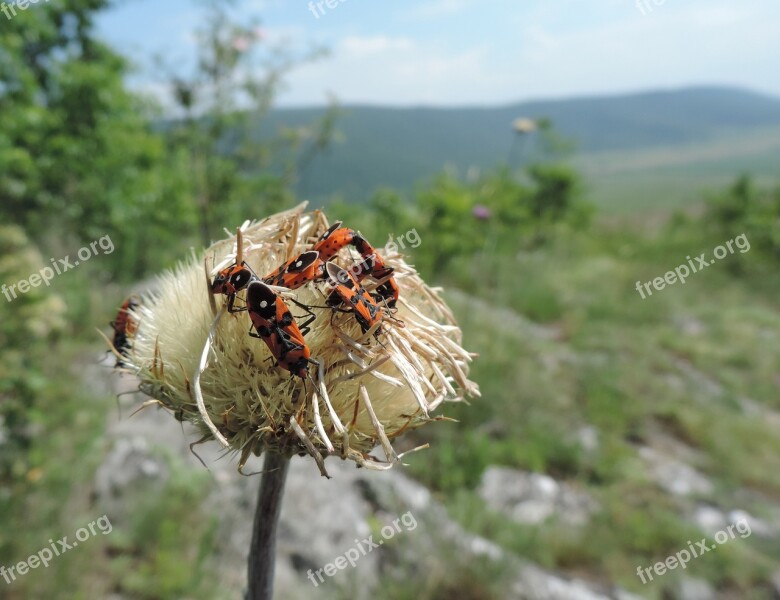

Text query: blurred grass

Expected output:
[402,221,780,596]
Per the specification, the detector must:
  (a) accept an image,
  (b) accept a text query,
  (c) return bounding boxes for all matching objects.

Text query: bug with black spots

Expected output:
[245,280,319,379]
[211,262,259,313]
[262,250,322,290]
[314,222,399,308]
[212,251,322,313]
[325,262,384,335]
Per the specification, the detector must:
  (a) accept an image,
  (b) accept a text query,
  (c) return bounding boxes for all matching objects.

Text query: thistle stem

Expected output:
[247,452,291,600]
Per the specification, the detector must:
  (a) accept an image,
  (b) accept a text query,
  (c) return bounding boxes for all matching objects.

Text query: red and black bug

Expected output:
[314,222,399,308]
[325,262,383,335]
[111,295,140,367]
[354,251,399,309]
[312,222,361,262]
[245,280,318,379]
[262,250,322,290]
[211,262,258,313]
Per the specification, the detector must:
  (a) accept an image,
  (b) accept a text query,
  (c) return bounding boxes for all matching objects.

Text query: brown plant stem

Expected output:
[247,452,291,600]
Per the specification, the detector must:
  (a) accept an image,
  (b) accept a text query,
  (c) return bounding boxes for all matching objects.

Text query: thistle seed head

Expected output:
[119,204,479,476]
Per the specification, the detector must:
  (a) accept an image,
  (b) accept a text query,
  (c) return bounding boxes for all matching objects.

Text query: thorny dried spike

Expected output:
[236,227,244,264]
[311,389,335,454]
[289,416,330,478]
[359,384,398,464]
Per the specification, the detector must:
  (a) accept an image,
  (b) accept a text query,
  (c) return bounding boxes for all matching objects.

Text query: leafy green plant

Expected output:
[706,174,780,262]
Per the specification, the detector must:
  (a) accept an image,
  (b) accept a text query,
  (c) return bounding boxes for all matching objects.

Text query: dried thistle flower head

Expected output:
[120,203,479,476]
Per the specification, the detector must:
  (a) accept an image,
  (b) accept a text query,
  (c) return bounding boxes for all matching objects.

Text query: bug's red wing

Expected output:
[263,250,322,289]
[314,225,357,262]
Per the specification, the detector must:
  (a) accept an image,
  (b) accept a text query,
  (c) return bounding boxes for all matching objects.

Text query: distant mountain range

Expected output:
[259,86,780,210]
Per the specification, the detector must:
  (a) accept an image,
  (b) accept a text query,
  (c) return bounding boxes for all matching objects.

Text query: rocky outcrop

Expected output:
[478,466,597,526]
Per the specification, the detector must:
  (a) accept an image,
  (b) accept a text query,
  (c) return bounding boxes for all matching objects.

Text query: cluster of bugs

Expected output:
[108,221,400,387]
[209,221,400,382]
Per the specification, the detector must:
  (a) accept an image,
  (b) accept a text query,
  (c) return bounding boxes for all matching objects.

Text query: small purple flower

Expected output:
[472,205,491,220]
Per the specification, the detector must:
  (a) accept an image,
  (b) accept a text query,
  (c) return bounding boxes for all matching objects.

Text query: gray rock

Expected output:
[674,359,724,400]
[691,505,776,539]
[578,425,600,453]
[726,509,776,538]
[672,314,706,337]
[770,571,780,597]
[93,436,169,524]
[639,446,713,497]
[692,504,727,535]
[511,563,625,600]
[676,577,716,600]
[738,397,780,428]
[478,466,597,526]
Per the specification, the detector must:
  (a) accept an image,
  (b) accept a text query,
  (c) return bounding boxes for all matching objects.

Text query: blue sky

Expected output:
[96,0,780,107]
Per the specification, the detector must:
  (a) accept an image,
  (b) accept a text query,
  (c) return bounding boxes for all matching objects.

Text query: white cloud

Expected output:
[279,36,496,106]
[276,0,779,106]
[403,0,473,20]
[340,36,415,55]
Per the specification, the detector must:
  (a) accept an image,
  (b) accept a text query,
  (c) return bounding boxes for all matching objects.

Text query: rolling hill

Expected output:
[258,86,780,211]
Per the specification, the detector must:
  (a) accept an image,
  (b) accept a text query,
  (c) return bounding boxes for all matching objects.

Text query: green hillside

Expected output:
[259,87,780,210]
[575,126,780,213]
